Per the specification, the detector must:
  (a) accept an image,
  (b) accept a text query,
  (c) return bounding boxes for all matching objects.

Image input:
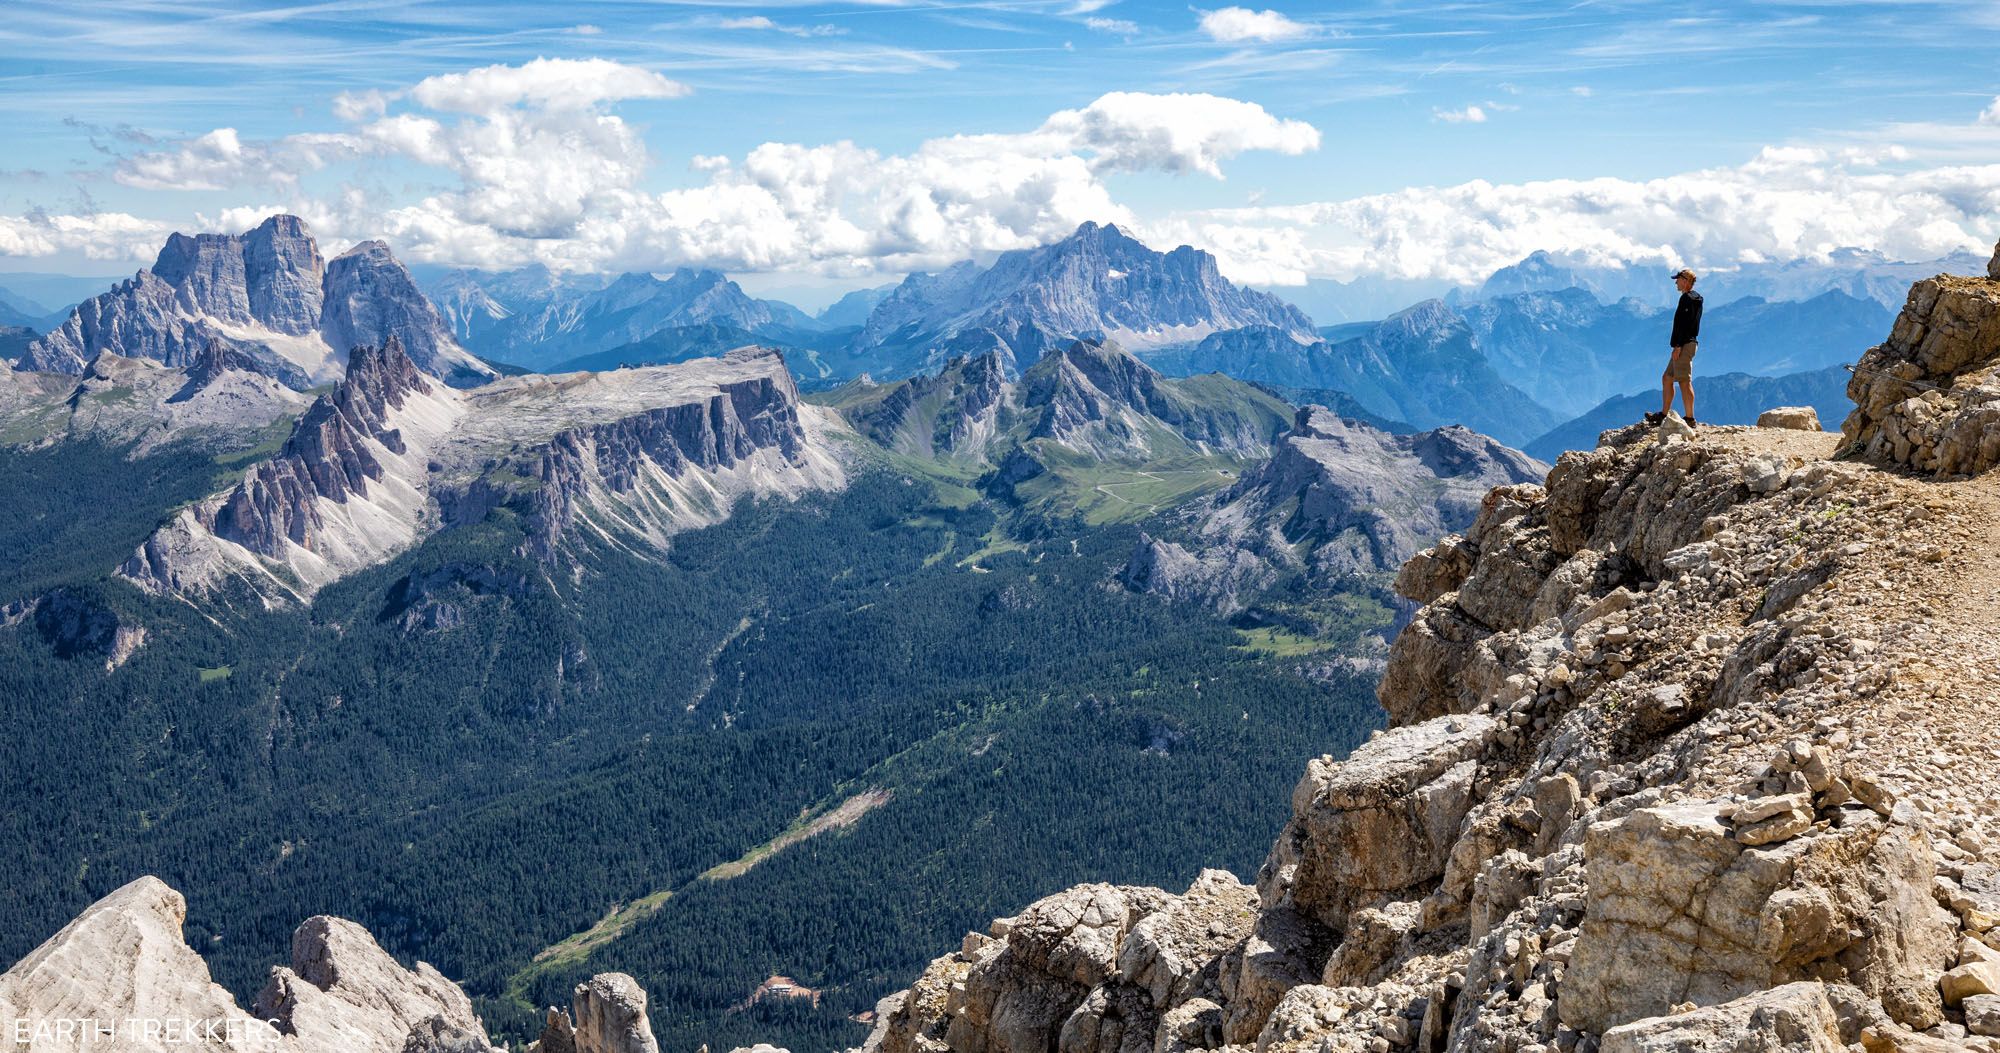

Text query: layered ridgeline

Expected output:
[423,265,830,374]
[833,222,1318,380]
[118,338,843,603]
[1121,408,1546,634]
[815,338,1298,526]
[1143,290,1894,447]
[862,243,2000,1053]
[22,216,494,390]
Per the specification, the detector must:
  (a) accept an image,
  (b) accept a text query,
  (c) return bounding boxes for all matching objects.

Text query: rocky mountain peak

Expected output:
[150,213,324,336]
[24,215,489,389]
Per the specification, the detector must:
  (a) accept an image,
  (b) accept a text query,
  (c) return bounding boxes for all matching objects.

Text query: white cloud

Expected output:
[719,16,778,29]
[64,67,1319,277]
[1153,148,2000,286]
[1037,92,1319,177]
[1433,105,1487,124]
[1085,16,1139,34]
[718,15,846,36]
[1198,7,1311,44]
[409,57,689,114]
[0,210,173,261]
[1981,96,2000,126]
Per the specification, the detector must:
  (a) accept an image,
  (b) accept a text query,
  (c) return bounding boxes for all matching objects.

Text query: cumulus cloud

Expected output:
[1198,7,1311,43]
[409,57,689,114]
[1433,105,1486,124]
[1037,92,1319,177]
[1981,96,2000,126]
[0,210,173,261]
[1152,147,2000,286]
[65,66,1320,276]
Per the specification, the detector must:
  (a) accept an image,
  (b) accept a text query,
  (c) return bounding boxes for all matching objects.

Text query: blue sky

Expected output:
[2,0,1997,295]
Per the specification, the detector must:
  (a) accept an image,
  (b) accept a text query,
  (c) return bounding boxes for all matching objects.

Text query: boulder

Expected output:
[1261,715,1496,931]
[1112,869,1254,1007]
[254,915,494,1053]
[1561,803,1954,1034]
[1600,982,1844,1053]
[1757,406,1823,431]
[570,974,659,1053]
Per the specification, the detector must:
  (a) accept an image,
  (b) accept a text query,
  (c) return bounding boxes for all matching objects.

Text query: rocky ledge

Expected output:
[868,258,2000,1052]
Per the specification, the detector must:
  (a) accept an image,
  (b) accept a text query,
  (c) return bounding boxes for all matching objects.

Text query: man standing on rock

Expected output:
[1647,269,1703,426]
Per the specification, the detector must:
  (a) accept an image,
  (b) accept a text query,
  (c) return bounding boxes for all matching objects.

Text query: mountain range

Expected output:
[20,216,494,389]
[423,264,830,373]
[830,221,1319,379]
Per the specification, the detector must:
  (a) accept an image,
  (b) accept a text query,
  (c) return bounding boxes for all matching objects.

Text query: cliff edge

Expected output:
[864,244,2000,1052]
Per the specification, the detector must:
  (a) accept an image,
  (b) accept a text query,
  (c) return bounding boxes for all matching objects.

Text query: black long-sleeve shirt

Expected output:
[1670,291,1703,347]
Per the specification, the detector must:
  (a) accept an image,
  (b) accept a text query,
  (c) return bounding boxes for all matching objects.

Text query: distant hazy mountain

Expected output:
[816,284,896,328]
[1141,302,1557,447]
[1524,364,1848,460]
[0,272,125,325]
[423,264,611,354]
[22,216,494,389]
[1462,289,1892,417]
[1467,247,1987,311]
[835,222,1319,379]
[1261,274,1458,325]
[425,266,822,371]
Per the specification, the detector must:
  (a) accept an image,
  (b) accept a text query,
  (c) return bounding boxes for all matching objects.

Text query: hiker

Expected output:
[1647,268,1703,426]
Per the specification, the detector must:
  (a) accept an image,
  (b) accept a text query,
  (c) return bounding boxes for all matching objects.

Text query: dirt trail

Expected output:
[1708,424,2000,849]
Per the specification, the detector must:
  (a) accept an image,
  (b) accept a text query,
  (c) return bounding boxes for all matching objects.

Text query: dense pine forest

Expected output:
[0,437,1384,1051]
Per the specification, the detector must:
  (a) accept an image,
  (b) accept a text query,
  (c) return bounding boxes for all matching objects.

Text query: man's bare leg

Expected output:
[1679,379,1695,421]
[1661,374,1674,416]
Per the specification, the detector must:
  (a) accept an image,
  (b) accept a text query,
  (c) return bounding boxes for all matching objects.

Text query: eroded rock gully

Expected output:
[866,250,2000,1053]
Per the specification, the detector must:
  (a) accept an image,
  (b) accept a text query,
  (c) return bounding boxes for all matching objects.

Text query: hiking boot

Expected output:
[1685,415,1698,427]
[1644,411,1664,425]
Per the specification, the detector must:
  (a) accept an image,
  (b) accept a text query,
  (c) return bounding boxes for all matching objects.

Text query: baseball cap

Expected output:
[1671,268,1697,281]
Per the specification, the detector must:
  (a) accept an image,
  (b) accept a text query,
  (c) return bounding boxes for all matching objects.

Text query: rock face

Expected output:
[869,315,2000,1053]
[842,222,1318,379]
[836,352,1009,459]
[252,915,499,1053]
[118,343,845,602]
[0,877,283,1052]
[23,215,493,390]
[526,975,661,1053]
[1121,407,1544,613]
[1840,262,2000,474]
[0,876,521,1053]
[321,241,493,387]
[1019,339,1287,460]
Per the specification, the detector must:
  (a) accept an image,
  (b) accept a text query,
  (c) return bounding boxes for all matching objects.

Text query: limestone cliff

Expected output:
[867,257,2000,1051]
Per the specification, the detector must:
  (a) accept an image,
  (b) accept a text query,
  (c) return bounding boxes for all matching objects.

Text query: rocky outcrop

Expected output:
[1840,261,2000,474]
[119,345,845,602]
[842,352,1008,458]
[868,319,2000,1052]
[23,215,492,389]
[252,915,500,1053]
[0,876,522,1053]
[321,241,494,387]
[527,974,660,1053]
[1121,408,1544,613]
[1019,340,1288,460]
